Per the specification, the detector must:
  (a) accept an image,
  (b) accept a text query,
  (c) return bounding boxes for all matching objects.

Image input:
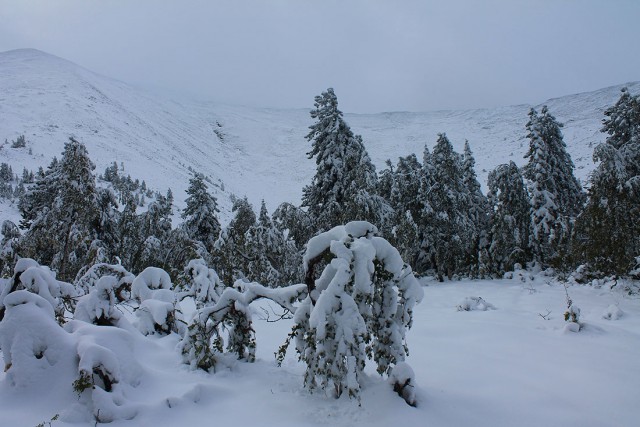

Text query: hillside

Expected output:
[1,48,639,221]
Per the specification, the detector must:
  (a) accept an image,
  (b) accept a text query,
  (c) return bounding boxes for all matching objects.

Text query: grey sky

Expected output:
[1,0,638,113]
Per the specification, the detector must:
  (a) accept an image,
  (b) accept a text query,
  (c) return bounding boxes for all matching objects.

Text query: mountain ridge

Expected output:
[1,48,638,221]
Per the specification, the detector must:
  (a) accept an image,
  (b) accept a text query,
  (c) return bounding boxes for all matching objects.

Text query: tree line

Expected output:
[1,87,639,285]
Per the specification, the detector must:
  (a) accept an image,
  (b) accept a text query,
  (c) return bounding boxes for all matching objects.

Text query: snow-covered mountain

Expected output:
[1,48,638,221]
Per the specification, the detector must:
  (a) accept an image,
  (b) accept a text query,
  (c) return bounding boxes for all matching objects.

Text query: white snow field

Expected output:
[0,275,639,426]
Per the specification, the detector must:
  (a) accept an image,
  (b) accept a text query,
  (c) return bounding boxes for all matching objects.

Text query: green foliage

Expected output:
[302,88,390,231]
[72,370,94,396]
[34,413,59,427]
[486,162,531,275]
[11,134,26,148]
[572,88,640,275]
[524,106,584,266]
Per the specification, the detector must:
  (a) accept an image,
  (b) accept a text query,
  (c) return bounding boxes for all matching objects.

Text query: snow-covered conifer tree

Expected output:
[461,141,489,276]
[243,201,302,286]
[523,107,584,267]
[181,171,221,254]
[487,162,532,275]
[302,88,390,232]
[272,202,314,251]
[214,196,256,285]
[17,138,99,281]
[382,154,424,271]
[429,134,470,280]
[415,146,439,274]
[573,88,640,274]
[0,220,20,276]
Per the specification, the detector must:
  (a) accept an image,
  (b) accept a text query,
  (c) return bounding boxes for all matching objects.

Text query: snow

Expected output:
[1,48,640,425]
[602,304,624,320]
[456,296,496,311]
[1,276,638,426]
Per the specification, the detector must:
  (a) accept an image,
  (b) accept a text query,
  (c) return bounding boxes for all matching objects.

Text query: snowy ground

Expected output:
[1,275,638,427]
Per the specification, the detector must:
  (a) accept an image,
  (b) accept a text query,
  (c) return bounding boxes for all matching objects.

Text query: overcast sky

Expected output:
[1,0,638,113]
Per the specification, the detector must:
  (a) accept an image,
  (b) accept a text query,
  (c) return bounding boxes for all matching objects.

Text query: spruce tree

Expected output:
[302,88,390,232]
[416,145,439,274]
[429,134,469,280]
[383,154,424,270]
[182,171,221,254]
[17,138,99,281]
[272,202,314,250]
[461,141,489,276]
[487,162,532,275]
[243,201,301,286]
[523,106,584,267]
[573,88,640,274]
[214,196,257,285]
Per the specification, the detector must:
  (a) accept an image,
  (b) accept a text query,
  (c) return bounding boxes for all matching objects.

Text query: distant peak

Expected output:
[0,48,76,65]
[1,47,54,57]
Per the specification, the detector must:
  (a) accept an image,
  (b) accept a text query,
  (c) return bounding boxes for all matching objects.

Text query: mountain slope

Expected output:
[1,48,638,221]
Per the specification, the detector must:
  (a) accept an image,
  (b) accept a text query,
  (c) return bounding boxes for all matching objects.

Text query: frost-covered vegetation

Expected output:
[1,86,639,423]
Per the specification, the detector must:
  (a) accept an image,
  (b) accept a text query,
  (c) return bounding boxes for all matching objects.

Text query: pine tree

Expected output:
[461,141,489,276]
[272,202,314,250]
[382,154,424,270]
[573,88,640,274]
[17,138,99,281]
[486,162,532,275]
[243,201,301,286]
[429,134,469,280]
[89,187,120,266]
[302,88,390,232]
[182,171,221,254]
[136,192,173,271]
[214,196,257,285]
[416,145,439,274]
[523,106,584,267]
[116,190,141,270]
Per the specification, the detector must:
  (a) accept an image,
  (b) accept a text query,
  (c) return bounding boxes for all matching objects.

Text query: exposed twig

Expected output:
[538,309,552,320]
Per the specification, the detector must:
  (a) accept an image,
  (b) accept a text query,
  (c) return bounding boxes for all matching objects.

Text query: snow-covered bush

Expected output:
[131,267,183,335]
[180,269,307,371]
[74,262,135,300]
[456,296,496,312]
[563,284,581,332]
[73,263,137,328]
[181,258,224,308]
[278,221,423,400]
[0,258,77,324]
[66,320,141,422]
[74,276,129,327]
[0,290,76,386]
[0,289,141,422]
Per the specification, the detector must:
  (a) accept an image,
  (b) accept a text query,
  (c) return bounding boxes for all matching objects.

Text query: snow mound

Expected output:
[389,361,418,407]
[456,296,496,311]
[602,304,624,320]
